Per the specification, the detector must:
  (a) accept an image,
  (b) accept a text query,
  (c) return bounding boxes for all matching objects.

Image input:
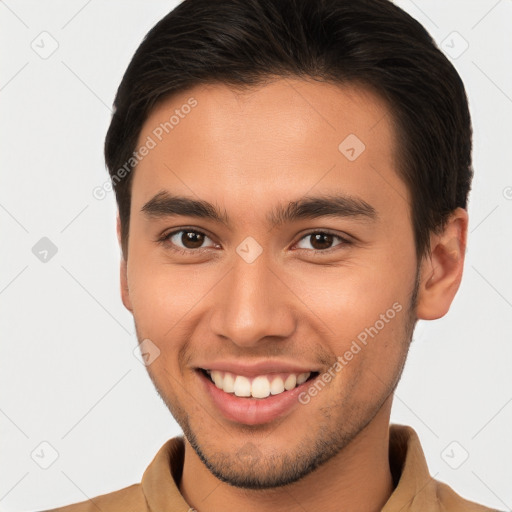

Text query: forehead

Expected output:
[131,78,408,221]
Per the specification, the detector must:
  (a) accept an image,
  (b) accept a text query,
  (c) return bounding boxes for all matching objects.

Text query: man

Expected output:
[44,0,499,510]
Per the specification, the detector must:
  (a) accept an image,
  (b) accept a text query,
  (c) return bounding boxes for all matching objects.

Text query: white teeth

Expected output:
[223,372,235,393]
[251,376,270,398]
[296,372,309,385]
[206,370,311,398]
[270,376,285,395]
[211,370,223,389]
[284,374,297,391]
[233,375,251,397]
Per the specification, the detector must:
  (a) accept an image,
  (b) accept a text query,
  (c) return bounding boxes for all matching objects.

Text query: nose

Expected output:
[208,254,297,348]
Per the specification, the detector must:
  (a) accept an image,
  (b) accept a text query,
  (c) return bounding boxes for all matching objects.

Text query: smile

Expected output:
[196,364,322,425]
[202,369,317,398]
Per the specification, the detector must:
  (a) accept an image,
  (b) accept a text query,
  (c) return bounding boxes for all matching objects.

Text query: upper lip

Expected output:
[196,360,320,377]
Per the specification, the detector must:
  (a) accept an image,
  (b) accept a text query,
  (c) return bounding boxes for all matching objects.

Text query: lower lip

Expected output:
[198,370,315,426]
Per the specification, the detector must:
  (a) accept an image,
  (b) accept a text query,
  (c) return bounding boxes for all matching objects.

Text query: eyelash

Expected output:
[157,228,352,256]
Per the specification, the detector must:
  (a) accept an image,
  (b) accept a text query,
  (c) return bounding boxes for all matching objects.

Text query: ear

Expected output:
[117,214,132,312]
[416,208,468,320]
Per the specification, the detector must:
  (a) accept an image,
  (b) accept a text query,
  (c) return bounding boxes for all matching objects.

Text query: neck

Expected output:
[179,397,394,512]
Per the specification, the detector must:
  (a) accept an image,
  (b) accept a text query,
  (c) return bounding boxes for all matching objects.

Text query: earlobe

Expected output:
[117,214,133,312]
[416,208,468,320]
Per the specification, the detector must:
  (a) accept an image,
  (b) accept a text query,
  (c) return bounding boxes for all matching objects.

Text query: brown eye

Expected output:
[180,231,205,249]
[295,231,347,252]
[164,229,217,252]
[309,233,334,250]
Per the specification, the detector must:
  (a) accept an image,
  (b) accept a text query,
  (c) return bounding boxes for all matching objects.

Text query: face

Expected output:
[122,78,419,488]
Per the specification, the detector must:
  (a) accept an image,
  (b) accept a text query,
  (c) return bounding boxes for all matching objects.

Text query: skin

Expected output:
[118,78,468,511]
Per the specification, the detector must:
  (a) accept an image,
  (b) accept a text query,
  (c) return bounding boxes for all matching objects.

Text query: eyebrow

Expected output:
[141,190,377,228]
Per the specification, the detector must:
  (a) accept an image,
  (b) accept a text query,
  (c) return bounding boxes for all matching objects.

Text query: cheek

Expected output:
[126,248,211,337]
[289,253,415,391]
[294,261,410,339]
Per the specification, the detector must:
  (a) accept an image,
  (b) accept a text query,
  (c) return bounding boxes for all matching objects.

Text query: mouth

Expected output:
[199,368,319,398]
[196,367,320,425]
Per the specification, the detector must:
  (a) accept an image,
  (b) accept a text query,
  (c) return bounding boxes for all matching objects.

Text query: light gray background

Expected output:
[1,1,511,510]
